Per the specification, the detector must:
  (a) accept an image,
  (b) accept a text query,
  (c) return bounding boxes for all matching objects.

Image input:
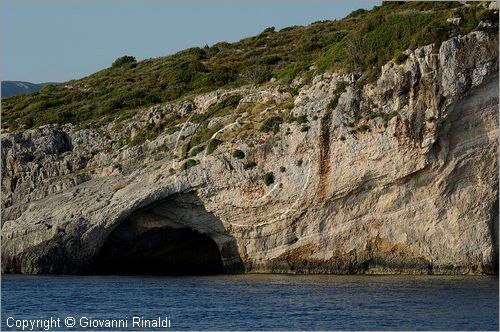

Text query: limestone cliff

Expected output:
[1,30,498,275]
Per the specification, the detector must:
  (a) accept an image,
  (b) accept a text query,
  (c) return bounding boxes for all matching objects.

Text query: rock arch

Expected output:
[91,192,244,275]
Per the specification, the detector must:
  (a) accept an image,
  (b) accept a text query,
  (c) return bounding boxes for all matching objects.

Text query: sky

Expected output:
[1,0,380,83]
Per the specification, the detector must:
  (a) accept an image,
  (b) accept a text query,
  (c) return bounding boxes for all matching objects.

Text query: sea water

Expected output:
[1,274,498,330]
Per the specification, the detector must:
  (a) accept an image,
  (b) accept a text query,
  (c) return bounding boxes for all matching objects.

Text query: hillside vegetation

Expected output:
[1,1,497,131]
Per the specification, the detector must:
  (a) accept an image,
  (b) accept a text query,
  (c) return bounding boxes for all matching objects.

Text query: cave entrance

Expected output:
[91,192,244,275]
[90,192,243,275]
[92,225,223,275]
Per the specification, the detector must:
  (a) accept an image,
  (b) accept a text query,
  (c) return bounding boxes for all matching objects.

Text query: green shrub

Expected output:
[112,55,136,68]
[208,66,238,86]
[232,149,245,159]
[206,138,223,155]
[180,159,198,171]
[220,94,243,108]
[263,26,275,33]
[201,94,242,121]
[128,135,146,147]
[263,172,275,186]
[104,97,124,111]
[189,145,205,157]
[346,8,368,19]
[253,67,273,84]
[243,161,257,170]
[260,116,283,134]
[295,115,308,124]
[190,124,222,147]
[259,55,282,65]
[300,126,310,132]
[296,159,303,167]
[180,142,190,159]
[280,166,286,173]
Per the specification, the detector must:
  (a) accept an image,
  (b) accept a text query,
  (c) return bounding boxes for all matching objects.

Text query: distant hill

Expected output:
[1,81,54,98]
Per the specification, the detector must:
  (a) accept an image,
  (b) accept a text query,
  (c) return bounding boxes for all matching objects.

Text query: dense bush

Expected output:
[112,55,136,68]
[180,159,198,171]
[252,67,273,84]
[260,116,283,134]
[209,66,238,86]
[206,138,223,155]
[263,172,275,186]
[180,142,190,159]
[295,115,308,124]
[189,145,205,157]
[232,149,245,159]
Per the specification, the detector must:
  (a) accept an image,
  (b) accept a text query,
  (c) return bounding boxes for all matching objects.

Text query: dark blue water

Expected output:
[1,274,498,330]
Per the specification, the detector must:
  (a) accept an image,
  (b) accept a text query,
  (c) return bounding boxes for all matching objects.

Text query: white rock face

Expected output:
[1,31,498,274]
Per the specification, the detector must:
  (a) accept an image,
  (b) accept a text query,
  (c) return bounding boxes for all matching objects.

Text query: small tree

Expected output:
[112,55,136,68]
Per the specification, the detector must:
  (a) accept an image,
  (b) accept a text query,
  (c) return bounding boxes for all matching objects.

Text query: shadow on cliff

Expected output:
[489,197,499,274]
[431,74,499,274]
[91,191,245,275]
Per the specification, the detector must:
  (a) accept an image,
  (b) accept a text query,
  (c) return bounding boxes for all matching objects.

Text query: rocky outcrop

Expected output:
[2,31,498,275]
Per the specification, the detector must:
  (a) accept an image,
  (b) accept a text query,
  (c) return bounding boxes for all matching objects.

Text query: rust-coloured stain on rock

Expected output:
[316,110,333,200]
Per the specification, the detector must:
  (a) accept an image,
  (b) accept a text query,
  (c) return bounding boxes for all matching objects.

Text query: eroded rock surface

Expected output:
[2,31,498,274]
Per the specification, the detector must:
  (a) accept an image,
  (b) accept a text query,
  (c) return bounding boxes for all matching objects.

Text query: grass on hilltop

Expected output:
[1,1,497,131]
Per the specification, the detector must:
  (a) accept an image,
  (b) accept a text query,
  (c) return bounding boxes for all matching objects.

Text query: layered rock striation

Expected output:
[1,31,498,274]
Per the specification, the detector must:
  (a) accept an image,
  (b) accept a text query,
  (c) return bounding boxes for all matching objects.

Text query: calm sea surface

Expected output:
[1,274,498,330]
